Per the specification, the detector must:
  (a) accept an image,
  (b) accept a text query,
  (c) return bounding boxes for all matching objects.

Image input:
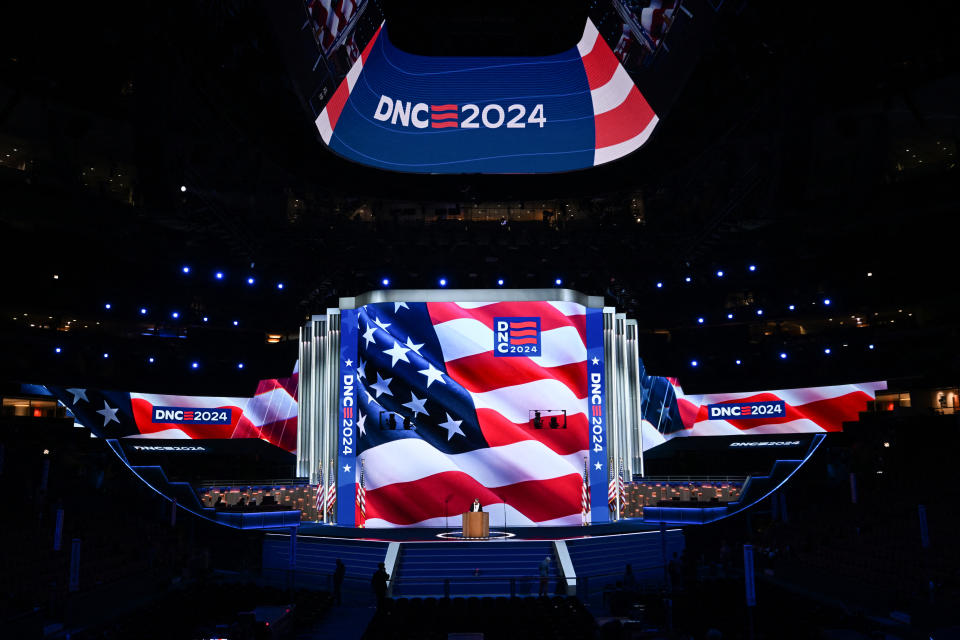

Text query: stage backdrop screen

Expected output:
[352,300,599,528]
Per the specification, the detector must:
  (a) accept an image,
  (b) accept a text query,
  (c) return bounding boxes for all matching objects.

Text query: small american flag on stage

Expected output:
[325,459,337,514]
[356,301,590,527]
[356,459,366,527]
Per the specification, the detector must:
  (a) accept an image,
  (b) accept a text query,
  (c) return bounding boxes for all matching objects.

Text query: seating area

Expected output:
[620,479,743,517]
[392,541,559,597]
[363,596,596,640]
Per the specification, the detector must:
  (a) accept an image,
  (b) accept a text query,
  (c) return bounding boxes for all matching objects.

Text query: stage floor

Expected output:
[294,518,661,542]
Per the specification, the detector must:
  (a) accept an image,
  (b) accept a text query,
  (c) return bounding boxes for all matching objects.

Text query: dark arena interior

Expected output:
[1,1,959,639]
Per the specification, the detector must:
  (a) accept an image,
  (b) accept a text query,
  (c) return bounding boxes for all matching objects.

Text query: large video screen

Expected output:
[348,301,600,527]
[269,1,697,174]
[44,375,299,454]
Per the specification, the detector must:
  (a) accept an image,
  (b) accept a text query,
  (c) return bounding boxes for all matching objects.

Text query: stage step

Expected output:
[392,541,560,598]
[262,534,389,592]
[565,529,684,591]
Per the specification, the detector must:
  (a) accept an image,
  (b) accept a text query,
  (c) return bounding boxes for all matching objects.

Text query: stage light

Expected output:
[55,347,62,354]
[685,276,691,283]
[215,271,224,280]
[439,278,447,287]
[382,278,390,287]
[497,279,505,286]
[171,311,179,319]
[868,344,875,350]
[716,270,724,277]
[788,305,795,311]
[191,361,199,369]
[53,274,59,280]
[247,277,255,285]
[748,265,756,272]
[727,313,734,319]
[104,303,111,310]
[735,359,742,365]
[277,282,284,289]
[656,282,663,289]
[823,298,831,306]
[690,360,698,367]
[697,317,705,324]
[148,357,155,363]
[202,316,209,323]
[43,449,49,455]
[756,309,763,316]
[182,266,190,274]
[140,307,147,315]
[779,352,787,359]
[824,348,831,354]
[237,362,244,369]
[555,278,562,286]
[232,320,239,326]
[883,441,890,448]
[103,353,109,359]
[180,185,186,192]
[867,272,873,277]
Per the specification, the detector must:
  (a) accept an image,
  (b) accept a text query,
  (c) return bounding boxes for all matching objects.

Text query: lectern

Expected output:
[462,511,489,539]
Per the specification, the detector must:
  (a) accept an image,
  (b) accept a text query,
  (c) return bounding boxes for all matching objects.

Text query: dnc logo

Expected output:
[373,95,546,130]
[494,317,541,357]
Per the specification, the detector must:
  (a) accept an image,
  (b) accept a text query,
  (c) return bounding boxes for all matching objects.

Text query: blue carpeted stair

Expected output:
[566,530,684,591]
[391,542,559,598]
[262,535,388,594]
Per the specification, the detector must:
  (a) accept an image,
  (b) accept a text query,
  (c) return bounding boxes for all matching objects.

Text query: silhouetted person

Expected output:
[539,555,551,596]
[623,563,637,592]
[372,562,389,609]
[549,416,559,429]
[387,414,397,430]
[333,559,345,605]
[403,415,412,430]
[533,411,543,429]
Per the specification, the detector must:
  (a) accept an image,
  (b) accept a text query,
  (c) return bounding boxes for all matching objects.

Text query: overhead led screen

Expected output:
[314,19,657,173]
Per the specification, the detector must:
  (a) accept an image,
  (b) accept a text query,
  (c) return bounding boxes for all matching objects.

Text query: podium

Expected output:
[462,511,489,539]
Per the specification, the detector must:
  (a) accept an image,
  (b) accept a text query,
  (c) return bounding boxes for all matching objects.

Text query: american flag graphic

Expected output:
[305,0,359,53]
[356,300,590,528]
[43,375,299,453]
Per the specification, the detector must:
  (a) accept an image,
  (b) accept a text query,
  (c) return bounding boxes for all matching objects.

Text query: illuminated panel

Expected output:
[316,19,658,174]
[44,375,299,454]
[352,300,602,527]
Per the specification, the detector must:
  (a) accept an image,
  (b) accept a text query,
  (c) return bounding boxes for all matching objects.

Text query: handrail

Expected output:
[631,476,746,483]
[196,479,310,488]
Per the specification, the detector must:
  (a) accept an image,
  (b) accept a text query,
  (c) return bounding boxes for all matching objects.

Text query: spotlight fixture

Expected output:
[215,271,224,280]
[382,278,390,287]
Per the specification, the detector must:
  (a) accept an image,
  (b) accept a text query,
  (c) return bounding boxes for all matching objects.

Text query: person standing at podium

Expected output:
[469,498,482,512]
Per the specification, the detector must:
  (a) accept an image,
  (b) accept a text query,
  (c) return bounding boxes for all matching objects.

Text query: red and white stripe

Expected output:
[363,301,588,528]
[315,22,384,145]
[127,373,299,453]
[577,18,659,167]
[670,381,887,438]
[581,457,590,526]
[325,460,337,514]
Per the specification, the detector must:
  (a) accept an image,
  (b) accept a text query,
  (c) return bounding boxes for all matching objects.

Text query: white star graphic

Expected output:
[96,401,120,426]
[356,358,366,380]
[404,336,424,356]
[591,356,600,366]
[594,461,602,471]
[403,391,428,417]
[394,301,409,313]
[370,372,394,398]
[418,363,445,388]
[365,390,375,405]
[383,340,411,368]
[66,388,88,404]
[345,358,353,368]
[357,412,367,437]
[343,464,351,472]
[373,316,392,333]
[438,412,465,441]
[362,323,377,347]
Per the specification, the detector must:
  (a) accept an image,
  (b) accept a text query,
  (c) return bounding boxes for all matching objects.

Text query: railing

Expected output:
[257,563,670,608]
[631,476,746,483]
[196,478,309,488]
